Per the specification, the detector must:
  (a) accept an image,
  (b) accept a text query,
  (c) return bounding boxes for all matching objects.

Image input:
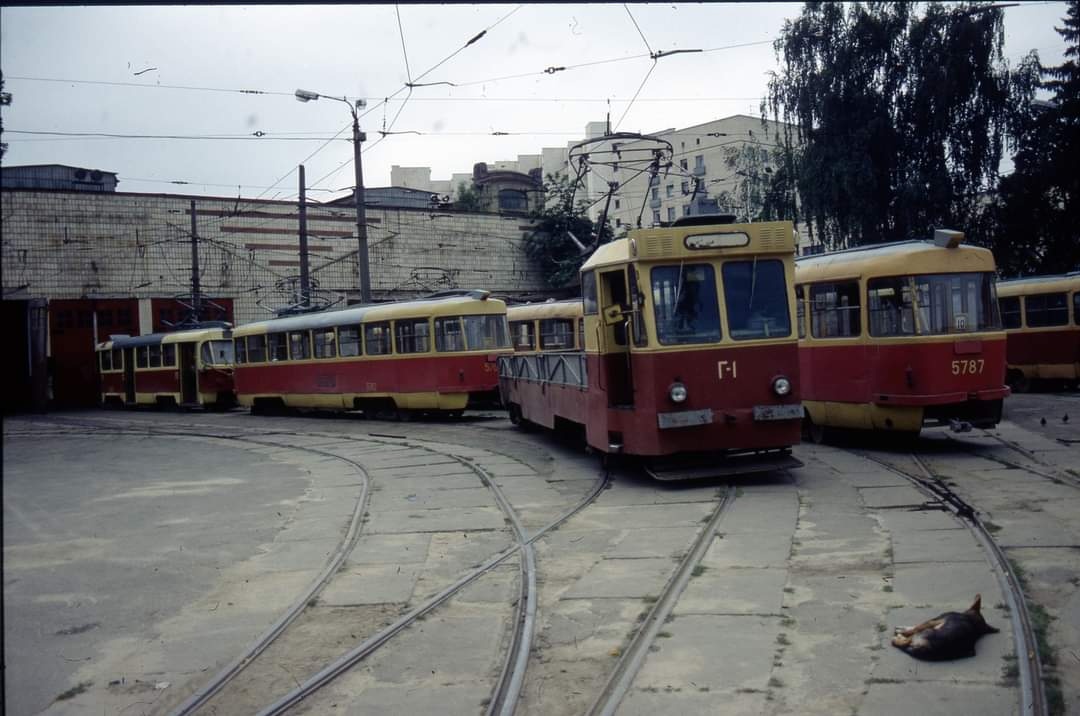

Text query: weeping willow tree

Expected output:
[764,2,1029,250]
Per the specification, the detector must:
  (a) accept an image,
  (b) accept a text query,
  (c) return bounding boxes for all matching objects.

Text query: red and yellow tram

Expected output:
[97,324,236,409]
[794,230,1010,439]
[508,300,584,353]
[231,290,511,416]
[996,272,1080,391]
[500,217,804,479]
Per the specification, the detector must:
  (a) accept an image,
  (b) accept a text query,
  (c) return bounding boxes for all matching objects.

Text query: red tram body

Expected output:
[500,218,804,479]
[231,291,511,416]
[96,324,236,408]
[996,272,1080,391]
[795,231,1010,438]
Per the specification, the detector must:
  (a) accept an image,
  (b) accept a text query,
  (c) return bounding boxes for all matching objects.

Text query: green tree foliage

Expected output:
[524,174,614,289]
[765,2,1021,250]
[453,182,485,212]
[993,0,1080,275]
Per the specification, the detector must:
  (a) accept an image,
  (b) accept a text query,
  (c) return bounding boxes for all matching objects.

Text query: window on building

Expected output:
[313,329,337,358]
[497,189,528,212]
[651,187,659,200]
[289,331,310,360]
[248,335,267,363]
[683,205,691,216]
[365,322,391,355]
[652,210,661,225]
[681,181,689,195]
[666,184,674,198]
[615,218,622,227]
[999,296,1021,329]
[694,155,705,172]
[809,282,861,338]
[667,207,675,222]
[680,158,688,170]
[339,326,361,357]
[1025,292,1069,327]
[435,317,465,352]
[268,332,288,361]
[614,199,620,209]
[696,137,701,145]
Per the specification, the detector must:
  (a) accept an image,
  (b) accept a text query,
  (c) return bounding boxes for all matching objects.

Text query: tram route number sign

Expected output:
[718,360,737,380]
[951,359,985,376]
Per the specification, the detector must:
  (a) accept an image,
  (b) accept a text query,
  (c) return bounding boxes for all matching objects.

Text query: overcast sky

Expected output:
[1,2,1071,203]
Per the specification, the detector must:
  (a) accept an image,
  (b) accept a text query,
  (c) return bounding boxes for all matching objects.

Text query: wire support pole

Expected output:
[352,108,372,303]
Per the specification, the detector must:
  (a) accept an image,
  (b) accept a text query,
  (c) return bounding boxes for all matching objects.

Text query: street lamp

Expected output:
[295,89,372,303]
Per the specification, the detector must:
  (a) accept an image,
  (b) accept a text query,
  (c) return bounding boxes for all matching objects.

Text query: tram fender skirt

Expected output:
[891,594,999,661]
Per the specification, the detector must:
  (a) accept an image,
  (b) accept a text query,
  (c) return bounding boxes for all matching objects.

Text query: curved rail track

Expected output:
[855,447,1048,716]
[8,415,608,715]
[585,485,736,716]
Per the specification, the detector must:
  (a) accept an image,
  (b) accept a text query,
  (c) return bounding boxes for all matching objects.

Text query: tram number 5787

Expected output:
[951,359,985,376]
[718,360,738,380]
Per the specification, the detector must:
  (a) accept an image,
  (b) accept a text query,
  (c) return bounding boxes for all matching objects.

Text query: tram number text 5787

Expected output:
[951,359,984,376]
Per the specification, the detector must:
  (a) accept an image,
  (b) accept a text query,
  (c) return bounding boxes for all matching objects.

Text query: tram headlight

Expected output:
[772,376,792,396]
[669,382,688,403]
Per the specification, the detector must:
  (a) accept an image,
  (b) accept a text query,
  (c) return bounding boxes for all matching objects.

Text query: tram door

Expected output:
[123,348,136,404]
[599,269,635,407]
[179,342,198,404]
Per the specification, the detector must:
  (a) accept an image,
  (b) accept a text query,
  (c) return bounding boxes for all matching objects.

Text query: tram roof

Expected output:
[96,325,229,350]
[581,219,797,272]
[795,240,996,283]
[233,291,505,337]
[507,299,583,322]
[996,271,1080,297]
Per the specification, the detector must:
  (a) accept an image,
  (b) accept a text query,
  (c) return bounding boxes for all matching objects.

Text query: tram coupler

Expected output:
[949,419,973,433]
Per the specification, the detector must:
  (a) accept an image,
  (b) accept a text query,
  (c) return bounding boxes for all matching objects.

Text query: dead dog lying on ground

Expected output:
[891,594,1000,660]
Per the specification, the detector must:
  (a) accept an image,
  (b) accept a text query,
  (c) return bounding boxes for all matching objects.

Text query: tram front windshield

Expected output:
[201,339,235,365]
[652,264,722,345]
[867,272,1001,336]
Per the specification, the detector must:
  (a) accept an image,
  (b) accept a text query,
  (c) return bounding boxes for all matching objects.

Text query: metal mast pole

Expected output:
[298,164,310,307]
[351,107,371,303]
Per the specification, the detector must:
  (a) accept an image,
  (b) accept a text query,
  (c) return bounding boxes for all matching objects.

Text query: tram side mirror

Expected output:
[602,305,625,326]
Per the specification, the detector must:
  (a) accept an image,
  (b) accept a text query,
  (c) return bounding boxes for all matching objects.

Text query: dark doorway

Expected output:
[124,348,136,404]
[180,342,197,405]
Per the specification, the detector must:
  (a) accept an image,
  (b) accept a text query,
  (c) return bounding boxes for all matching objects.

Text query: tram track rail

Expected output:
[585,485,736,716]
[853,447,1048,716]
[6,414,608,715]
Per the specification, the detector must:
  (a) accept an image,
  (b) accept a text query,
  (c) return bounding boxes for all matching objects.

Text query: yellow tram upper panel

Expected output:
[795,237,997,285]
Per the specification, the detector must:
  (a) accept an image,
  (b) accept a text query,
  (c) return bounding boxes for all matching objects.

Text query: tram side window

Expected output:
[913,273,999,334]
[111,348,123,370]
[510,321,535,351]
[464,315,510,350]
[651,264,722,345]
[1074,292,1080,326]
[100,351,112,371]
[867,277,917,337]
[148,344,162,368]
[136,346,148,368]
[722,260,791,340]
[203,340,234,365]
[365,322,392,356]
[540,319,576,350]
[289,331,311,360]
[1025,292,1069,327]
[577,319,585,350]
[582,271,598,315]
[395,318,431,354]
[313,329,337,359]
[809,282,861,338]
[435,317,466,352]
[999,296,1022,329]
[268,333,288,362]
[248,335,268,363]
[234,337,248,364]
[162,344,176,367]
[339,326,361,357]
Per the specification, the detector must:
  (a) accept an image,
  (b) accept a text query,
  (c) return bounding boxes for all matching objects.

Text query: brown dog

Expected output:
[891,595,1000,660]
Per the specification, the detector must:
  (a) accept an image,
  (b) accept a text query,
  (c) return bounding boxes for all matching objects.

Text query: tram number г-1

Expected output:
[951,359,984,376]
[718,360,738,380]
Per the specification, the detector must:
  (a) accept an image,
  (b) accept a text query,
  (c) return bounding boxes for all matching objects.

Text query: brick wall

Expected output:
[1,189,548,327]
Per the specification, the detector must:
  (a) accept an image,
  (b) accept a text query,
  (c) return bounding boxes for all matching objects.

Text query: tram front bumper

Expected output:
[657,404,804,429]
